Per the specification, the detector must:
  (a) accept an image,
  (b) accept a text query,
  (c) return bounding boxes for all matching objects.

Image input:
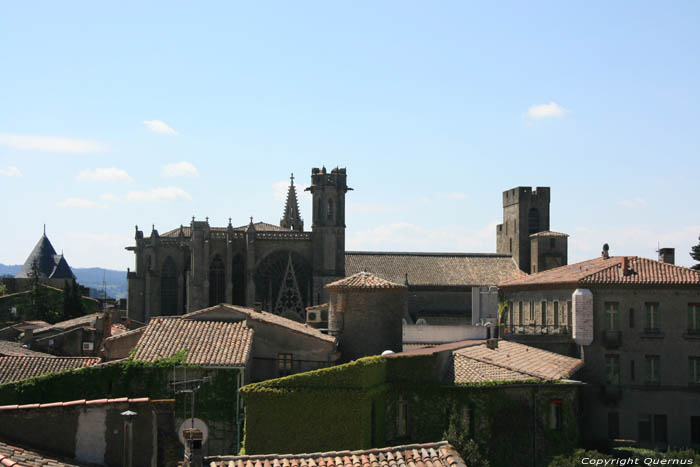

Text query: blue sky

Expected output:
[1,2,699,270]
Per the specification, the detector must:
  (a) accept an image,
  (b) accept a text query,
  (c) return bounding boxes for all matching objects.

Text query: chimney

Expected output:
[486,338,499,350]
[621,257,630,276]
[601,243,610,259]
[183,428,204,467]
[103,308,113,340]
[658,248,675,265]
[253,302,263,312]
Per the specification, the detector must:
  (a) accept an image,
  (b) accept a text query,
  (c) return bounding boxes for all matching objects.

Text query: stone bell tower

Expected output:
[307,166,351,304]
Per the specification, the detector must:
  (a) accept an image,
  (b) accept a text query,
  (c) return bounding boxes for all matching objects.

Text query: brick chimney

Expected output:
[658,248,675,265]
[102,308,112,340]
[621,257,630,276]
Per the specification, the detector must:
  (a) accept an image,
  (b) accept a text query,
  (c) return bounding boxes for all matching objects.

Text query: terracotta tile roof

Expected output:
[0,356,99,384]
[102,326,144,344]
[207,441,466,467]
[183,304,336,343]
[110,323,128,336]
[346,252,525,287]
[161,222,289,238]
[529,231,569,238]
[31,313,102,336]
[132,318,253,367]
[0,397,150,411]
[0,341,53,358]
[500,256,700,289]
[0,439,83,467]
[325,272,406,290]
[449,341,583,383]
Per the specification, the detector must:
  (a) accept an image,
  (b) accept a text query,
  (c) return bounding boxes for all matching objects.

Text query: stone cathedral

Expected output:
[126,167,350,323]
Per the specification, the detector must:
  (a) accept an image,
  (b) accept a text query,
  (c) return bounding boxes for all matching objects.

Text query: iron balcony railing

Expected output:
[502,324,571,336]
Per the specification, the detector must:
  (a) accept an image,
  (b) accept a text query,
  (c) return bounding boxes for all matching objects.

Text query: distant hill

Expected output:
[0,264,128,299]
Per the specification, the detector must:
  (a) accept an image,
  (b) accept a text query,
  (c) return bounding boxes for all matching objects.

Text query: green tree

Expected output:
[443,419,490,467]
[0,283,7,296]
[27,260,50,321]
[691,234,700,270]
[62,279,85,319]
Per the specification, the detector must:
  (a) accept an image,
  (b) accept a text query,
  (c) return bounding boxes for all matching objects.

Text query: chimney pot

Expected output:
[253,302,263,312]
[658,247,675,265]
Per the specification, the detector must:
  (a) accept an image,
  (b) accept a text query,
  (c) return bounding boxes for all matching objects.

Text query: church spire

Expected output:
[280,173,304,231]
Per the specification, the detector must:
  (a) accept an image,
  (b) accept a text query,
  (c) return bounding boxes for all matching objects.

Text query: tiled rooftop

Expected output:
[346,252,525,287]
[448,340,583,383]
[500,256,700,288]
[0,439,83,467]
[31,313,102,336]
[0,356,99,384]
[184,305,336,343]
[207,441,466,467]
[0,396,150,411]
[132,318,253,367]
[325,272,406,290]
[0,341,53,358]
[160,222,289,238]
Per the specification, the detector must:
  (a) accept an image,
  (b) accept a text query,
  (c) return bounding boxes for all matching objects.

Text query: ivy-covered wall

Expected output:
[241,354,580,467]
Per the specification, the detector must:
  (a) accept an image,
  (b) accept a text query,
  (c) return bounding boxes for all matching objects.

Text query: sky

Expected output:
[1,2,699,270]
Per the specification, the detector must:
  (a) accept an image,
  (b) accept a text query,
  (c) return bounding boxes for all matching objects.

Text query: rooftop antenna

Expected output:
[170,368,213,462]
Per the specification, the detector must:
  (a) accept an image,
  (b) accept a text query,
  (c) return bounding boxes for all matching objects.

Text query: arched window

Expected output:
[528,208,539,234]
[232,254,246,306]
[209,255,226,306]
[161,257,178,315]
[509,238,513,253]
[327,198,334,221]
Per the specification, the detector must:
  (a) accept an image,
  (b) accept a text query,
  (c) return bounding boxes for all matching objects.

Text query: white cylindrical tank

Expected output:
[572,288,594,346]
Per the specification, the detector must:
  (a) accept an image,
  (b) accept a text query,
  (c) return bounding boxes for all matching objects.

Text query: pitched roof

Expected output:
[184,305,336,343]
[132,318,253,367]
[448,340,583,383]
[32,313,102,336]
[207,441,466,467]
[15,234,75,280]
[529,231,569,238]
[0,439,83,467]
[0,341,53,358]
[345,252,525,287]
[499,256,700,289]
[0,356,99,384]
[325,272,406,290]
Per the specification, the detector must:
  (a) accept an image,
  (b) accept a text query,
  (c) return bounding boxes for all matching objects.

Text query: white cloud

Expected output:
[0,166,22,178]
[616,197,646,208]
[273,179,308,200]
[0,133,106,154]
[125,186,192,203]
[77,167,133,183]
[162,161,199,178]
[58,198,101,209]
[142,120,178,135]
[99,193,120,202]
[526,102,567,120]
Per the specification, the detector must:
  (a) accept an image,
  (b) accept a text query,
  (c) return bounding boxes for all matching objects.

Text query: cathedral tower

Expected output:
[496,187,550,273]
[307,166,351,303]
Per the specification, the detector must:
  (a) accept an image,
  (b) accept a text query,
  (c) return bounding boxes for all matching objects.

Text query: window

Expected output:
[553,301,560,326]
[608,412,620,440]
[208,255,226,306]
[529,301,535,322]
[604,302,620,331]
[629,308,635,328]
[541,301,547,325]
[566,301,572,327]
[654,415,668,444]
[396,396,408,437]
[518,301,523,325]
[508,301,514,325]
[549,400,563,430]
[460,403,475,437]
[327,198,334,221]
[638,413,668,445]
[645,302,660,333]
[278,353,293,377]
[692,416,700,445]
[689,304,700,334]
[606,355,620,385]
[161,256,179,315]
[509,238,513,253]
[689,357,700,385]
[645,355,660,384]
[630,360,635,382]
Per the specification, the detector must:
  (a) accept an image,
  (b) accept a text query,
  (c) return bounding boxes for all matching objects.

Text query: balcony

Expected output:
[502,324,571,336]
[603,330,622,349]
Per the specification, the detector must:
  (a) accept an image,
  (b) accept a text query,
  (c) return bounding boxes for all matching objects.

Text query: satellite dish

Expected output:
[178,418,209,446]
[381,350,395,355]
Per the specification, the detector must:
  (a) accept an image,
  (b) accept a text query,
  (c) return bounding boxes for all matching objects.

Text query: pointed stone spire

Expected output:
[280,173,304,232]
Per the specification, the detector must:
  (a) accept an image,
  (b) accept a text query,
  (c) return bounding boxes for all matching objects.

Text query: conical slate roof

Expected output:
[15,234,75,279]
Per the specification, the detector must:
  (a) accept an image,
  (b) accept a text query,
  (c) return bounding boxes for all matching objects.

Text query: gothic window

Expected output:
[208,255,226,306]
[528,208,540,234]
[254,251,311,319]
[327,198,334,221]
[161,256,178,315]
[232,254,246,306]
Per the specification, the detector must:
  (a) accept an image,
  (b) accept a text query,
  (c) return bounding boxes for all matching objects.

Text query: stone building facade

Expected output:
[496,186,568,273]
[126,167,350,323]
[499,253,700,448]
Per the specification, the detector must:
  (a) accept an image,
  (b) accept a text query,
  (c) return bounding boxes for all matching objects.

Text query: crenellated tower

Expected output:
[306,166,351,303]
